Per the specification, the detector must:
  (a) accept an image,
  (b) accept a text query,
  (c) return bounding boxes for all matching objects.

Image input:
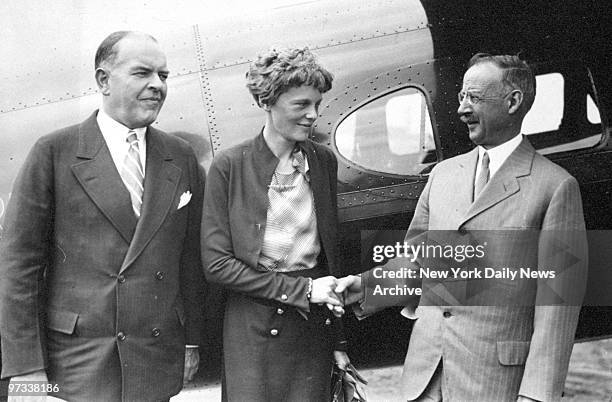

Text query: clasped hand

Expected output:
[310,275,363,317]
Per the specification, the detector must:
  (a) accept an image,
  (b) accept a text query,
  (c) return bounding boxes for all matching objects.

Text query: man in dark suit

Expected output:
[337,54,587,401]
[0,31,206,401]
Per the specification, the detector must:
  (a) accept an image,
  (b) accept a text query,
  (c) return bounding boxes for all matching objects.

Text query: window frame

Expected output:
[331,83,440,177]
[524,61,606,156]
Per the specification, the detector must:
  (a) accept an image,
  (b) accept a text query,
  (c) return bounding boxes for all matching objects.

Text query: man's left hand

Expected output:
[183,347,200,384]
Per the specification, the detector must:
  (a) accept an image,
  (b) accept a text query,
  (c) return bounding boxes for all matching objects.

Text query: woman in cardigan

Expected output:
[202,47,350,401]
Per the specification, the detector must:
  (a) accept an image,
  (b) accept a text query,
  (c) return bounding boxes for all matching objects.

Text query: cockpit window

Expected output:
[587,94,601,125]
[523,66,603,155]
[523,73,564,135]
[334,87,437,175]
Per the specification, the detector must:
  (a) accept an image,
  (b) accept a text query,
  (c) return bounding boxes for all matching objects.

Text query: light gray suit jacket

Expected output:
[362,137,587,401]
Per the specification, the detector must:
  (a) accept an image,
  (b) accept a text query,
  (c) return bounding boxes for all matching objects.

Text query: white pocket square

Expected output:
[178,191,192,210]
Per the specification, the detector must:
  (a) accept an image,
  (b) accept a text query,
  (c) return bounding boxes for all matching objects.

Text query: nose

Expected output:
[149,74,165,91]
[305,104,318,120]
[457,97,471,116]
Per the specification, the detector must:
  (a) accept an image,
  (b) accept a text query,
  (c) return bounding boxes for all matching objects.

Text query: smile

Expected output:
[140,99,161,107]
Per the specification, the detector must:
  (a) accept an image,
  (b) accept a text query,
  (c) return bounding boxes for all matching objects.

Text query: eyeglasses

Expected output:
[457,90,513,105]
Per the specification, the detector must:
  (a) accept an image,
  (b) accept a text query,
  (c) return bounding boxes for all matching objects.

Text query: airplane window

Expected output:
[523,69,602,155]
[523,73,564,135]
[335,87,436,175]
[587,94,601,124]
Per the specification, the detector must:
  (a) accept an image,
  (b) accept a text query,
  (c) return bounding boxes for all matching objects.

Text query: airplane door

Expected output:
[313,60,454,363]
[519,59,612,339]
[314,59,467,274]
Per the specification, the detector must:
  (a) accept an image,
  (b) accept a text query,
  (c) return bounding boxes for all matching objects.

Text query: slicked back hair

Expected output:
[468,53,536,113]
[246,47,333,107]
[94,31,157,70]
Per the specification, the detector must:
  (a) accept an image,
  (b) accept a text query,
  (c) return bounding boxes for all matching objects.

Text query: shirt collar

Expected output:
[97,109,147,142]
[477,132,523,178]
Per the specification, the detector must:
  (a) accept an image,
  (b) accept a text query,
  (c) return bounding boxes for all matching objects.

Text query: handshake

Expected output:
[310,275,364,317]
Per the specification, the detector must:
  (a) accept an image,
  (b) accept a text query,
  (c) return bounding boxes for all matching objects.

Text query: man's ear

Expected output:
[507,90,523,115]
[95,68,111,95]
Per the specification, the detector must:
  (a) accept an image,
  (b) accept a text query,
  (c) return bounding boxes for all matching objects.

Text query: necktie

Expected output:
[291,147,309,181]
[121,131,144,217]
[474,151,490,198]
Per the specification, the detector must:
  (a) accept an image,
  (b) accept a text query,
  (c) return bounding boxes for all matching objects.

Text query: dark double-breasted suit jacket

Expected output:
[0,111,206,402]
[362,138,587,401]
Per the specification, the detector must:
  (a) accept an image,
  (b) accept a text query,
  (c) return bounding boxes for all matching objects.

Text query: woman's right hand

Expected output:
[309,276,342,305]
[310,276,346,317]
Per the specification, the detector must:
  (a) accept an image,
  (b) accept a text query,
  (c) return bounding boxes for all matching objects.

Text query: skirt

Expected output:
[222,290,335,402]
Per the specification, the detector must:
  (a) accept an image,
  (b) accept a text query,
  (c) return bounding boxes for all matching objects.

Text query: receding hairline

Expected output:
[467,60,505,76]
[95,31,160,70]
[465,53,536,112]
[464,62,506,88]
[120,31,158,44]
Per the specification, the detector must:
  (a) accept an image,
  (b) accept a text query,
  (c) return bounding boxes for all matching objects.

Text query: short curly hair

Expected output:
[246,47,333,107]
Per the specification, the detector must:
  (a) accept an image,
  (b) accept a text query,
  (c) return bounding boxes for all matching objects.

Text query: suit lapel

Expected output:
[71,112,138,243]
[302,142,327,216]
[460,138,534,227]
[301,142,333,259]
[252,131,282,217]
[120,128,182,273]
[453,148,479,215]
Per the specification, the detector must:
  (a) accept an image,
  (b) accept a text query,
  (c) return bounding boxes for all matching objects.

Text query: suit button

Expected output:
[281,294,288,301]
[276,308,284,315]
[117,332,126,341]
[270,329,279,336]
[117,275,125,283]
[156,271,164,280]
[443,311,452,318]
[325,318,332,326]
[151,328,161,337]
[458,228,467,235]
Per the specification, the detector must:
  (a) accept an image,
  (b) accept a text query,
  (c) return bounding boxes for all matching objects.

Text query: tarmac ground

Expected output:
[172,338,612,402]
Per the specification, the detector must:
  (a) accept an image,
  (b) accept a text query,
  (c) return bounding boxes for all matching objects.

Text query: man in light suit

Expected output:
[0,31,206,401]
[337,54,587,401]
